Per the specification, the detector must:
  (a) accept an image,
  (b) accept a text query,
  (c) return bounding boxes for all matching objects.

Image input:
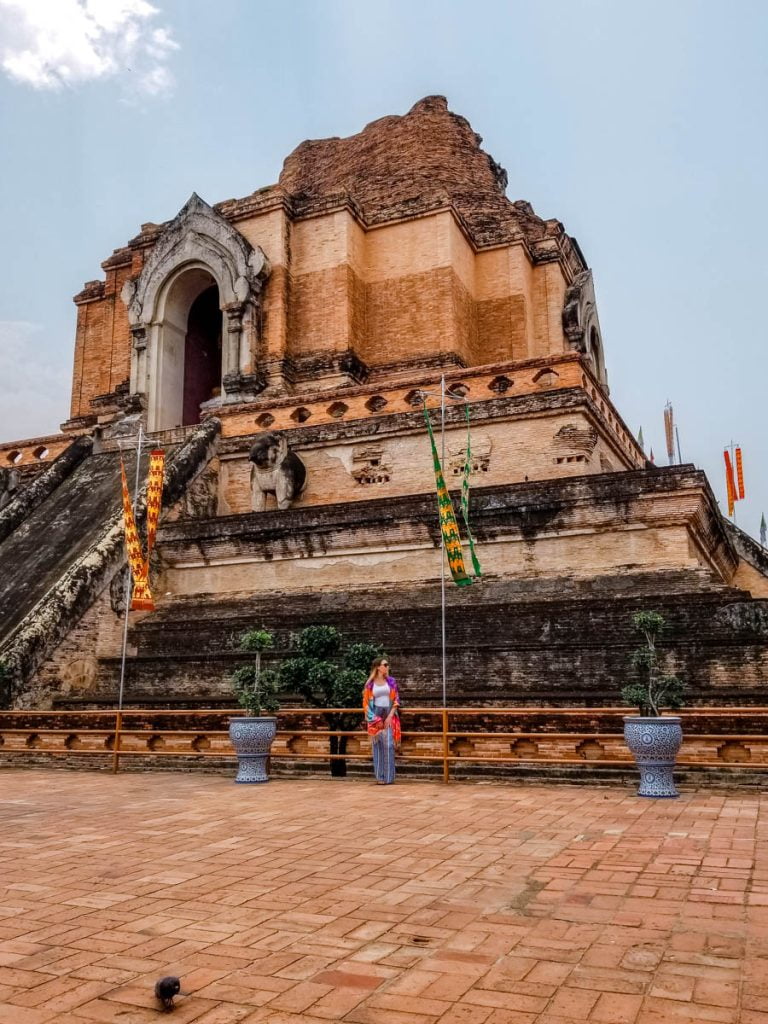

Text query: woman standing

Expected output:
[363,657,401,785]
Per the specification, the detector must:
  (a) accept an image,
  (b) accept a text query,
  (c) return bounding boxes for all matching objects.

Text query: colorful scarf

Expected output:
[363,676,401,745]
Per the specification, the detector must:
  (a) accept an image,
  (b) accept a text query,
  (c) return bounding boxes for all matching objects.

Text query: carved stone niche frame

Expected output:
[121,193,270,432]
[562,269,608,389]
[351,445,392,485]
[447,435,492,477]
[552,422,598,467]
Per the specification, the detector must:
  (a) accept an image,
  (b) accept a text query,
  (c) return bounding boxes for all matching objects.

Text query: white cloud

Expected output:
[0,322,71,442]
[0,0,178,95]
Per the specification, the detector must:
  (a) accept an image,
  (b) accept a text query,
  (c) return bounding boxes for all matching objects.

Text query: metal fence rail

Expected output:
[2,706,768,781]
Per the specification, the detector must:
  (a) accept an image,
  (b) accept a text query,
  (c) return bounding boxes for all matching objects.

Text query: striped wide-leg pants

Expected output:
[372,727,396,784]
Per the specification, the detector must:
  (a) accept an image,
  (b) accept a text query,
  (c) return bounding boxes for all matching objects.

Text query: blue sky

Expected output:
[0,0,765,538]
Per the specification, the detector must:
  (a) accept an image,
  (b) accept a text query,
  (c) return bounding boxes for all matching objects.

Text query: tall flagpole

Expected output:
[113,424,144,773]
[420,379,470,712]
[440,375,447,710]
[420,379,474,734]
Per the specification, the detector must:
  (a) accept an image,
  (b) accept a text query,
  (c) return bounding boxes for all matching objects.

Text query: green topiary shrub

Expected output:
[621,611,685,716]
[230,627,279,717]
[279,626,383,776]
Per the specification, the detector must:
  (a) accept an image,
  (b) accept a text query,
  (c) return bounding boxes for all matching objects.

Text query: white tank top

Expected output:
[372,681,391,708]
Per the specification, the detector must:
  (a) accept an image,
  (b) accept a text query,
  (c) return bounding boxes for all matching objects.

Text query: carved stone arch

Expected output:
[121,193,270,431]
[562,269,608,390]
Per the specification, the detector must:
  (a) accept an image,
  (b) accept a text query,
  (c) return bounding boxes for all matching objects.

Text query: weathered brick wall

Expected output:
[16,441,763,715]
[28,587,128,707]
[67,207,576,423]
[733,561,768,599]
[70,260,138,422]
[218,406,635,516]
[161,518,684,601]
[61,97,585,429]
[32,575,768,711]
[159,467,734,598]
[726,523,768,599]
[0,434,73,469]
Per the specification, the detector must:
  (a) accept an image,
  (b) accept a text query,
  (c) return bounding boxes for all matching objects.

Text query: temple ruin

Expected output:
[1,96,767,719]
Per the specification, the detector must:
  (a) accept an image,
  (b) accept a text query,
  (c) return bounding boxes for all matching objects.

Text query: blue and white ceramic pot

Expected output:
[623,716,682,798]
[229,716,277,783]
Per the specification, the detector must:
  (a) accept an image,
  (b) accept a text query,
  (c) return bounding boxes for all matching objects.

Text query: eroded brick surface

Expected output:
[66,97,587,426]
[0,770,765,1023]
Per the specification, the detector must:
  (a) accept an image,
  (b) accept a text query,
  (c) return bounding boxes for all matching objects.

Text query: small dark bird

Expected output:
[154,976,181,1012]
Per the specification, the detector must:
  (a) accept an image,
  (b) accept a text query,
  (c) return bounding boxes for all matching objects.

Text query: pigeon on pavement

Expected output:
[154,976,181,1012]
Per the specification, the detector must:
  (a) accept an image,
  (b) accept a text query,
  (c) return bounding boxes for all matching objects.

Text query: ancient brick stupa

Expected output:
[0,96,766,710]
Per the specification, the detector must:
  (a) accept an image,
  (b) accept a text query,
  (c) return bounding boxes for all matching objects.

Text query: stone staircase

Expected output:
[0,420,220,704]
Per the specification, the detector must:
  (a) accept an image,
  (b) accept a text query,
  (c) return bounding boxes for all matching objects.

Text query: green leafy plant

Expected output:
[231,627,279,717]
[278,626,383,776]
[621,611,685,717]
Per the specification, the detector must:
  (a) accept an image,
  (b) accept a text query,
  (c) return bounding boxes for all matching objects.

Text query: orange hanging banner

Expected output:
[145,449,165,556]
[724,450,736,518]
[121,459,146,583]
[120,451,165,613]
[129,574,155,611]
[735,447,745,501]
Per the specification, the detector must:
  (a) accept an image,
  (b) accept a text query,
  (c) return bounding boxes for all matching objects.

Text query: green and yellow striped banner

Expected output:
[423,403,482,587]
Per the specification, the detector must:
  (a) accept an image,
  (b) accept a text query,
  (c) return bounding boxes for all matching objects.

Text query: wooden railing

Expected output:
[2,707,768,781]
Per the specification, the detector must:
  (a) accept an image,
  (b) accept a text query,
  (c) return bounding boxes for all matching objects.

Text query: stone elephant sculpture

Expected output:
[249,432,307,512]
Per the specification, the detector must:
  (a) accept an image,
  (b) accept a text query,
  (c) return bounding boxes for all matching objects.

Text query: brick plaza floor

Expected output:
[0,771,766,1023]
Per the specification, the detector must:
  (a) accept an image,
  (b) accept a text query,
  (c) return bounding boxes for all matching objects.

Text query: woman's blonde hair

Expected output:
[367,656,389,681]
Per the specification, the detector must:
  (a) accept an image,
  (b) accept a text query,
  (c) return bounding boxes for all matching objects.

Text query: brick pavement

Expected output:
[0,770,765,1023]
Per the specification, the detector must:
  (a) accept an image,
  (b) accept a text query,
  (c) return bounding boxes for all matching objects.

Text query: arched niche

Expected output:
[121,193,269,432]
[146,265,222,430]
